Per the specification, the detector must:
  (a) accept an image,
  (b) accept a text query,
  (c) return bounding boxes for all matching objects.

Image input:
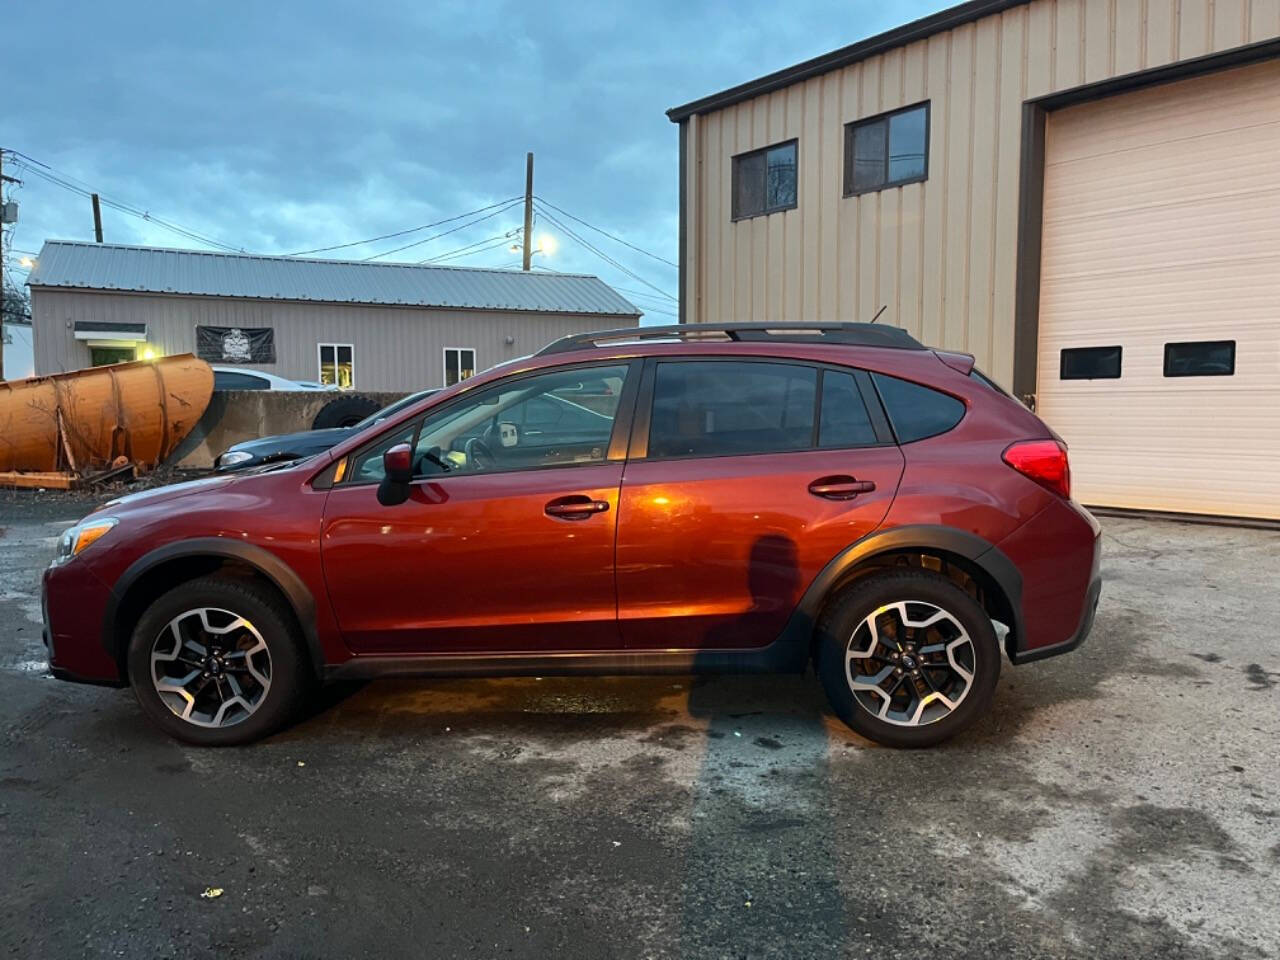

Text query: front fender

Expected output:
[101,538,324,675]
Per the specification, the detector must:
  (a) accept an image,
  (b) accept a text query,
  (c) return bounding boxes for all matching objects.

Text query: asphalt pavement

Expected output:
[1,493,1277,959]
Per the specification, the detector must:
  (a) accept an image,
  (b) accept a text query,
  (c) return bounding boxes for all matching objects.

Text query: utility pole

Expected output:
[1,148,6,382]
[92,193,103,242]
[521,152,534,272]
[0,149,24,381]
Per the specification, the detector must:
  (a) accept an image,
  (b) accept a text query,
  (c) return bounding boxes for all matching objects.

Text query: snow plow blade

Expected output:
[0,354,214,487]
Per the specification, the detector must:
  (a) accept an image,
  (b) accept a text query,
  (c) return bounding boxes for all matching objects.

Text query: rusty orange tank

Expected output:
[0,354,213,484]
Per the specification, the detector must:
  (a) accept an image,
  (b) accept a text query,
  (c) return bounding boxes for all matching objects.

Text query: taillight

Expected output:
[1002,439,1070,499]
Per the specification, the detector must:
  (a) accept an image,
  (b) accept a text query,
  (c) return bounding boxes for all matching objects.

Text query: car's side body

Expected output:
[44,333,1101,696]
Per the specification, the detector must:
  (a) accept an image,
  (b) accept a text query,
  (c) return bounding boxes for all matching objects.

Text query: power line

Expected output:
[534,208,677,303]
[7,151,244,252]
[534,196,678,269]
[426,233,519,264]
[283,197,522,256]
[366,199,524,261]
[16,163,241,252]
[525,258,674,317]
[610,285,681,304]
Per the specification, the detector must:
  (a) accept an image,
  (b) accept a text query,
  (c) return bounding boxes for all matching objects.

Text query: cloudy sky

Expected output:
[5,0,948,346]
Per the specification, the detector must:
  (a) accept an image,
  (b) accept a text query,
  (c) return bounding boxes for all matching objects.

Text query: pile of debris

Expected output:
[0,354,213,490]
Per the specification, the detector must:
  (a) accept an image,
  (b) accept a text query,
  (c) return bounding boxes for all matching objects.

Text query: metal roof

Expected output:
[667,0,1028,121]
[26,241,642,318]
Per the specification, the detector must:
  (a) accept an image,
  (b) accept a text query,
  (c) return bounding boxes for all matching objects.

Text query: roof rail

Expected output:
[536,322,924,356]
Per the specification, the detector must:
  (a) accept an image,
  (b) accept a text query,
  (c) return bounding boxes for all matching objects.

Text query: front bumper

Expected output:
[42,561,126,686]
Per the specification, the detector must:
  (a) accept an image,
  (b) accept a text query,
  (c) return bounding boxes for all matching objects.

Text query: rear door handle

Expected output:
[545,495,611,520]
[808,475,876,500]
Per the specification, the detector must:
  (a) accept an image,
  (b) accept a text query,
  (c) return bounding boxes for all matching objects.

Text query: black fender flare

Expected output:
[774,523,1025,666]
[101,538,324,675]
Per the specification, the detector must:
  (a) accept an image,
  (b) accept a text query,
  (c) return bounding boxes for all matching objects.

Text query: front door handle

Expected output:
[545,495,611,520]
[808,475,876,500]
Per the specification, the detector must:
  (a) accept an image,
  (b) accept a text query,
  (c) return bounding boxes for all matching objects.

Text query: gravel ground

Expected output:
[0,497,1276,959]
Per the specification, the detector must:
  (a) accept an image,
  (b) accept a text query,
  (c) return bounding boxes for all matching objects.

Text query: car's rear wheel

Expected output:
[815,569,1000,748]
[127,577,311,746]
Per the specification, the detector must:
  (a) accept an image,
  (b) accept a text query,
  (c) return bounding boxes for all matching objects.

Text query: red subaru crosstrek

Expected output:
[43,324,1101,748]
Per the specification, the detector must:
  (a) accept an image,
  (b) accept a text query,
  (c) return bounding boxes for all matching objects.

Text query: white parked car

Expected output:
[210,366,336,392]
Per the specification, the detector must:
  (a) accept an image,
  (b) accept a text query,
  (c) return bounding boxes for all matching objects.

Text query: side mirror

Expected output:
[377,442,413,506]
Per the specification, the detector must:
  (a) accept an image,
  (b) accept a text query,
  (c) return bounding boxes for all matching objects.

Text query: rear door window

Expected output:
[818,371,878,448]
[648,361,817,458]
[870,372,965,443]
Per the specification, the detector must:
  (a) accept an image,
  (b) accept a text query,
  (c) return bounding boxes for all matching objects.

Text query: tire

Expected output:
[311,395,380,429]
[815,569,1000,748]
[127,576,312,746]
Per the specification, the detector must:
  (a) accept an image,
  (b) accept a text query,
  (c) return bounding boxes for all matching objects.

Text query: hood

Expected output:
[94,474,239,514]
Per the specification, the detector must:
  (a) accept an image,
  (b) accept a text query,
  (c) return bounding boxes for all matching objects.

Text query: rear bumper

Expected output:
[1008,561,1101,664]
[998,498,1103,664]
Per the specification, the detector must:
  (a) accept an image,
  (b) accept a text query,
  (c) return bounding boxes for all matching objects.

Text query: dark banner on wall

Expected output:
[195,325,276,364]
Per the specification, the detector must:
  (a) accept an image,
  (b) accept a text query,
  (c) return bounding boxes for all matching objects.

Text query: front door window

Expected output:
[347,364,629,484]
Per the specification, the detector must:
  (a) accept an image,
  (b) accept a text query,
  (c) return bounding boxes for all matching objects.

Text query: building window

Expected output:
[731,140,797,220]
[844,102,929,196]
[1164,340,1235,377]
[1060,346,1122,381]
[444,347,476,387]
[89,345,137,367]
[319,343,355,389]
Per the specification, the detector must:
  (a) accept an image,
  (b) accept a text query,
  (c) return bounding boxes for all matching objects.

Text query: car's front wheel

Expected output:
[127,576,311,746]
[815,569,1000,748]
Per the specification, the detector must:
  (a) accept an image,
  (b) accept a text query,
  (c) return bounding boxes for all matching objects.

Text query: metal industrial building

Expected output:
[26,241,641,391]
[669,0,1280,520]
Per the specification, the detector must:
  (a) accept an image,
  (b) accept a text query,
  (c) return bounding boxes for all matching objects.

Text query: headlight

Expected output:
[217,450,254,468]
[54,517,119,565]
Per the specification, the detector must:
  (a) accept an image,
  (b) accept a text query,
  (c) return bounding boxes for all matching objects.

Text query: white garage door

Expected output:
[1036,60,1280,520]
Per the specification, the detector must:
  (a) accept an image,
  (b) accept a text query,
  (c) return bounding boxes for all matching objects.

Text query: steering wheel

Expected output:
[416,445,452,475]
[464,436,497,471]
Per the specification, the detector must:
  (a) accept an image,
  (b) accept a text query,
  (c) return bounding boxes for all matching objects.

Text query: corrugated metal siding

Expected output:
[29,289,636,391]
[28,242,641,318]
[684,0,1280,387]
[1035,60,1280,519]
